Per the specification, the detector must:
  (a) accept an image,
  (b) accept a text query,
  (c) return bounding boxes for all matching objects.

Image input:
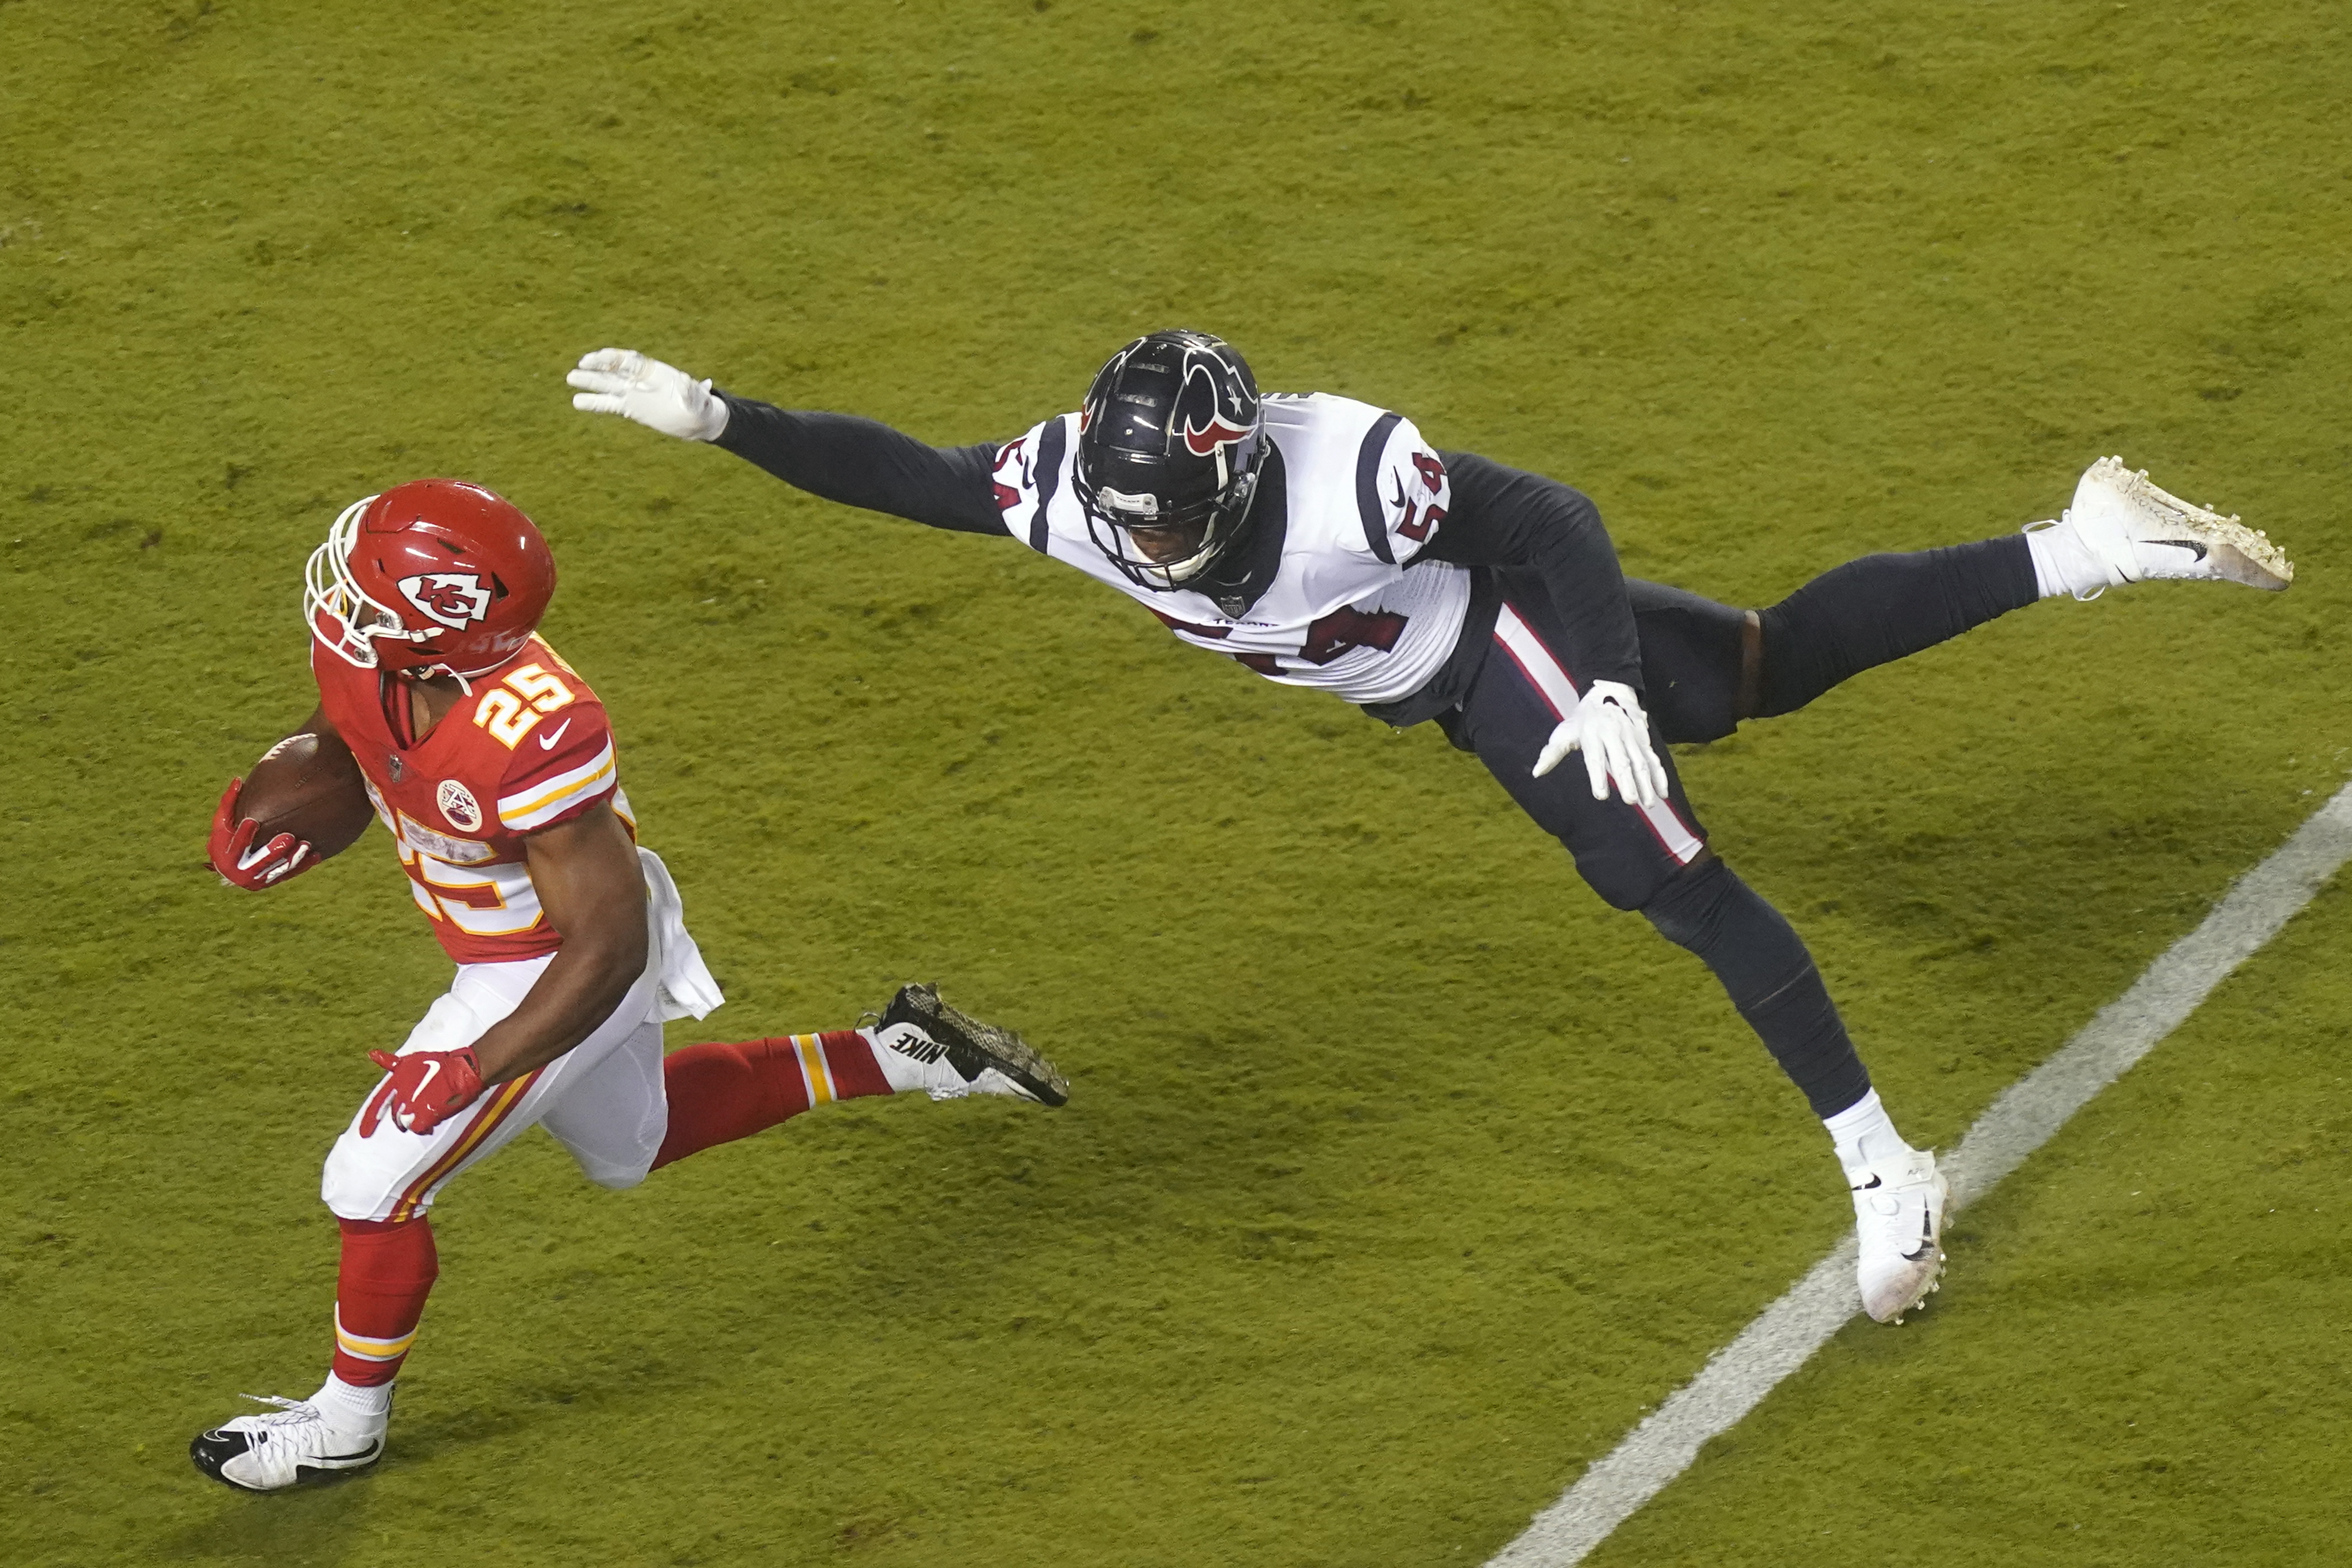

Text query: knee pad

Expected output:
[576,1159,652,1192]
[1638,855,1735,948]
[1639,857,1814,1010]
[1581,860,1674,913]
[321,1136,398,1223]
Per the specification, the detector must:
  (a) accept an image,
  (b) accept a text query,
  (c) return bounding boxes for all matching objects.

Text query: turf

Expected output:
[1586,870,2352,1568]
[2,1,2347,1564]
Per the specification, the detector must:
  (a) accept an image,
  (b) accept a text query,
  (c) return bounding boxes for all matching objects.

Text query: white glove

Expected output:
[1532,679,1670,808]
[567,348,730,442]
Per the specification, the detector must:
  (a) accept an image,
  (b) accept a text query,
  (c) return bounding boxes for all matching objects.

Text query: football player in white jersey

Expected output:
[570,330,2292,1325]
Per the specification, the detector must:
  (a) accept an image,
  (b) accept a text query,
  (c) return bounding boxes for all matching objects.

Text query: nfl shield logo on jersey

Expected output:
[398,573,494,630]
[436,779,483,832]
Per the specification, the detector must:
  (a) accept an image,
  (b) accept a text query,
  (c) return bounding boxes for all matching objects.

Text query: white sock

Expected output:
[2024,517,2116,599]
[1822,1089,1911,1175]
[309,1371,392,1429]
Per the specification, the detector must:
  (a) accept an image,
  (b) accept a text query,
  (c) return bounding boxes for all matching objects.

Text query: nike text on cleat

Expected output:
[1849,1147,1948,1324]
[2064,455,2293,592]
[188,1394,386,1492]
[870,983,1069,1107]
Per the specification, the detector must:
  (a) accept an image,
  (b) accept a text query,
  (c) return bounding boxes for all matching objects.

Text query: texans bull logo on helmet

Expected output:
[1073,329,1270,592]
[398,572,494,630]
[1175,357,1257,456]
[1080,331,1260,461]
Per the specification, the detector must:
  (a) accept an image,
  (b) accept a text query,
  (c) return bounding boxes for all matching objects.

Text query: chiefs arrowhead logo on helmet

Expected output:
[398,573,494,630]
[305,479,557,680]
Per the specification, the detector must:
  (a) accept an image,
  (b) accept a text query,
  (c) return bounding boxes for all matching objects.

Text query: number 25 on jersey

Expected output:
[473,663,575,748]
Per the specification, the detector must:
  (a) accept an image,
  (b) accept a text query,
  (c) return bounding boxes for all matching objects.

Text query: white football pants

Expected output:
[319,848,721,1223]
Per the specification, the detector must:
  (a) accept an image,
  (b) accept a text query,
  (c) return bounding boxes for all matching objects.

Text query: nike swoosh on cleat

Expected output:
[1852,1174,1883,1191]
[537,717,573,750]
[2154,538,2209,561]
[307,1445,382,1464]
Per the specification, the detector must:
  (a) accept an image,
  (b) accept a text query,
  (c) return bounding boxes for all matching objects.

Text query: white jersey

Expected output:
[987,393,1472,706]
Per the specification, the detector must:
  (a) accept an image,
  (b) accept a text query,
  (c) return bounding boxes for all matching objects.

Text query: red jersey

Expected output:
[312,635,632,964]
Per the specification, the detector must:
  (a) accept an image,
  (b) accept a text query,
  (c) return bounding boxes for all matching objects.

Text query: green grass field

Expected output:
[4,2,2348,1563]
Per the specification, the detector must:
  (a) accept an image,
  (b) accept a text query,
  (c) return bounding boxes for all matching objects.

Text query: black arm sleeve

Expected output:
[1423,451,1643,691]
[710,392,1010,537]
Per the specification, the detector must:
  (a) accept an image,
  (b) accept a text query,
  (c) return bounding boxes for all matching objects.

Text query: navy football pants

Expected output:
[1445,535,2038,1116]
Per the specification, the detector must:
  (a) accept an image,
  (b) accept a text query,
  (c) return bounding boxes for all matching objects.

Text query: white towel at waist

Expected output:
[637,846,724,1022]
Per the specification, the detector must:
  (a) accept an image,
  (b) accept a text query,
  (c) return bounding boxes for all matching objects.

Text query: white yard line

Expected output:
[1489,781,2352,1568]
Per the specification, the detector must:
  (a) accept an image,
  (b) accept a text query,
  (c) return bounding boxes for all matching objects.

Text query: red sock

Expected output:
[330,1215,438,1387]
[652,1030,893,1171]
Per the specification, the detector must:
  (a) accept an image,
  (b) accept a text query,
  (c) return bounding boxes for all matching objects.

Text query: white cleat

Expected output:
[2064,455,2293,592]
[188,1394,386,1492]
[869,983,1070,1106]
[1851,1147,1948,1324]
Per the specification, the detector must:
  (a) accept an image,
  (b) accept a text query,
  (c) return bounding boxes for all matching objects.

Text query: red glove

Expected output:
[362,1047,486,1137]
[207,777,316,890]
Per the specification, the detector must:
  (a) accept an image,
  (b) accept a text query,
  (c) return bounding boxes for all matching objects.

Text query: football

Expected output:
[238,730,377,859]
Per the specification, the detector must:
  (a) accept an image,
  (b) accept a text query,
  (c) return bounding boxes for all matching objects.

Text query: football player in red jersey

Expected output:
[189,479,1070,1493]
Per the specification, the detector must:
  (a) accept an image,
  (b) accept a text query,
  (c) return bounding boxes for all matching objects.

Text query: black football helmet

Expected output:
[1072,329,1267,590]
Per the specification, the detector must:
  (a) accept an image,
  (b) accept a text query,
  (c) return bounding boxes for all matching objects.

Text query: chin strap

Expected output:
[406,664,476,696]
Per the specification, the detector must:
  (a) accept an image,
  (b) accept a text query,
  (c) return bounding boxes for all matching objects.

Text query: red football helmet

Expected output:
[304,479,557,680]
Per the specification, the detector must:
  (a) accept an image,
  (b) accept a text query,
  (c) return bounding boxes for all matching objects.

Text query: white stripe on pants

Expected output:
[1493,600,1705,866]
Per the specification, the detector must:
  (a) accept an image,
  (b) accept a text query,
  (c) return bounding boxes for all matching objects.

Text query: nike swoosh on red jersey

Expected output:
[536,718,573,750]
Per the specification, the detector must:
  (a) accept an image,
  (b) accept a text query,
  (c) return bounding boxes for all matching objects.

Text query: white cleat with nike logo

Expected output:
[866,983,1070,1107]
[1851,1147,1947,1324]
[2060,456,2294,592]
[189,1394,387,1492]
